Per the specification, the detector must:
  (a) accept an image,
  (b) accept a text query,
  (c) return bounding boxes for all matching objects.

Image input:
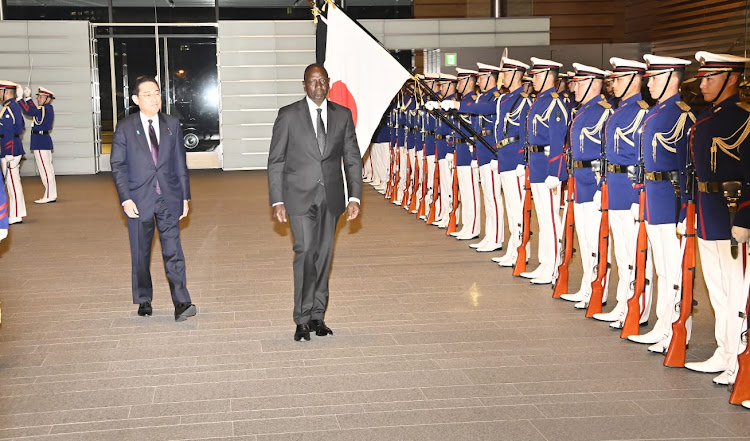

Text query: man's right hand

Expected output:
[123,199,140,218]
[273,204,288,223]
[23,87,31,99]
[733,226,750,244]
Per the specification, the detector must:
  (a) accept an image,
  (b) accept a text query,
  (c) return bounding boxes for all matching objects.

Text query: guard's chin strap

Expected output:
[615,73,636,100]
[710,72,732,104]
[459,79,471,96]
[655,71,673,102]
[534,71,550,93]
[580,78,594,103]
[482,74,491,91]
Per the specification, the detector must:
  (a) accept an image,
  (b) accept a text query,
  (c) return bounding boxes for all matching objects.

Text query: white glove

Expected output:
[23,87,31,99]
[593,191,602,209]
[630,203,640,221]
[445,153,454,163]
[470,159,478,168]
[0,229,7,242]
[441,100,459,111]
[425,101,439,111]
[515,164,526,177]
[732,226,750,244]
[15,85,23,99]
[676,219,686,236]
[544,176,560,189]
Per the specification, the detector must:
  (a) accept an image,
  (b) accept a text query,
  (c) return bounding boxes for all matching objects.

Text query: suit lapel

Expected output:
[324,101,337,157]
[133,116,153,160]
[298,99,321,157]
[157,113,169,165]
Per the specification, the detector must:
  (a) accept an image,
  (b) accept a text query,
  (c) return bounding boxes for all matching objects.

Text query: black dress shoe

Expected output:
[137,301,152,316]
[309,319,333,336]
[174,303,197,322]
[294,324,311,341]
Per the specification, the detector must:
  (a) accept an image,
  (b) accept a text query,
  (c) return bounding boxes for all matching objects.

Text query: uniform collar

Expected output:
[618,93,642,107]
[712,93,740,112]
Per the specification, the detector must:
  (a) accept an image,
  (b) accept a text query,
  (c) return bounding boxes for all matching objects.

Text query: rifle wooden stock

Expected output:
[621,190,649,338]
[427,158,439,224]
[729,283,750,404]
[418,150,428,219]
[553,177,576,298]
[390,146,401,203]
[409,154,420,213]
[513,168,532,276]
[664,200,696,367]
[446,165,459,235]
[401,152,411,208]
[587,183,610,317]
[385,144,394,199]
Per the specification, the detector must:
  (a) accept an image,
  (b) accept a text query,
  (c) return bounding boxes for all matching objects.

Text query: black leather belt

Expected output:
[608,163,636,174]
[645,170,679,182]
[528,144,549,153]
[32,130,50,135]
[697,181,722,193]
[435,135,446,140]
[422,131,435,136]
[573,160,596,169]
[496,136,519,148]
[0,134,20,139]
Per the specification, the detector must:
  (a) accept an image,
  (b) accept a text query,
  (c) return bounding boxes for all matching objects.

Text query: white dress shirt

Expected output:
[139,112,160,149]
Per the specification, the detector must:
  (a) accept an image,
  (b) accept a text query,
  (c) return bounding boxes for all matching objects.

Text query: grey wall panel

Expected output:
[222,125,272,140]
[221,37,275,51]
[222,95,279,110]
[276,36,316,51]
[219,21,276,36]
[278,95,303,108]
[274,21,316,35]
[222,152,268,170]
[222,110,278,125]
[0,20,95,176]
[276,51,315,65]
[221,81,278,95]
[221,66,278,81]
[223,139,271,154]
[221,51,277,66]
[440,19,496,33]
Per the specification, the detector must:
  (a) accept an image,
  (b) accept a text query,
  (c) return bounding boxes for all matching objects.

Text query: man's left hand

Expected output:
[180,200,189,220]
[346,201,360,221]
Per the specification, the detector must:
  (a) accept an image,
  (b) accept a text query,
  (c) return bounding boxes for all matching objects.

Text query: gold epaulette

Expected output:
[676,101,691,112]
[493,91,501,97]
[551,92,560,99]
[598,100,612,109]
[521,93,529,98]
[637,100,649,110]
[737,102,750,113]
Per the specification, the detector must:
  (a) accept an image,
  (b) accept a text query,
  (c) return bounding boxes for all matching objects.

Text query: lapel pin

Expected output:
[166,127,172,135]
[136,130,141,135]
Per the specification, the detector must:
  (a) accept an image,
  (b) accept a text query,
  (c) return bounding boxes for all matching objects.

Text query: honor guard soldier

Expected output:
[446,62,503,251]
[411,75,428,215]
[519,57,569,285]
[559,63,613,309]
[443,68,482,240]
[369,117,390,194]
[19,86,57,203]
[0,81,27,224]
[422,73,441,222]
[400,84,417,207]
[628,55,696,352]
[393,86,411,205]
[492,57,533,266]
[682,52,750,385]
[593,57,654,328]
[428,74,457,229]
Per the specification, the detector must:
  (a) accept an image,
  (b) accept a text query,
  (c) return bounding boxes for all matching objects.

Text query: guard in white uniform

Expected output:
[19,86,57,203]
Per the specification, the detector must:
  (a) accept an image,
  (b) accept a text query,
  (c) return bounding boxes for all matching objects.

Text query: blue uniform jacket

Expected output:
[526,89,569,183]
[460,87,500,166]
[455,91,478,167]
[423,107,437,156]
[604,93,649,210]
[19,99,54,150]
[1,99,25,157]
[404,98,416,150]
[570,97,612,203]
[436,94,456,160]
[495,87,531,173]
[642,94,695,225]
[690,94,746,239]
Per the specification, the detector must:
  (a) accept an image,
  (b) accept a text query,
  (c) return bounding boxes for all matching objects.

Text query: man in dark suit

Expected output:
[268,63,363,341]
[111,76,196,322]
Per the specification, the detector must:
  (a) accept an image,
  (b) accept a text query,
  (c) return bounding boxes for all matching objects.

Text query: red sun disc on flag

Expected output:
[329,80,358,126]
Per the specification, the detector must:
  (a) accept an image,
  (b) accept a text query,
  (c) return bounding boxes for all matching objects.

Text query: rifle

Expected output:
[427,147,440,224]
[401,149,412,208]
[418,145,428,219]
[513,113,532,276]
[586,136,611,317]
[729,260,750,404]
[446,157,460,235]
[621,182,649,338]
[553,108,577,298]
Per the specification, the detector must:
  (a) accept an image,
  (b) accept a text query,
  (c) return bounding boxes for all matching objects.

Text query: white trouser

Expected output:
[396,146,407,203]
[531,182,562,278]
[425,154,437,219]
[499,170,528,260]
[645,222,683,340]
[478,161,503,245]
[698,238,745,371]
[33,150,57,201]
[456,164,481,237]
[610,210,653,322]
[437,155,454,222]
[571,202,602,298]
[414,150,425,212]
[363,148,373,180]
[1,154,27,221]
[406,148,417,206]
[373,142,389,186]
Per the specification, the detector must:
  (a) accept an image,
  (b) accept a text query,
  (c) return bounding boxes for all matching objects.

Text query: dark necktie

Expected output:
[148,119,161,194]
[316,108,326,154]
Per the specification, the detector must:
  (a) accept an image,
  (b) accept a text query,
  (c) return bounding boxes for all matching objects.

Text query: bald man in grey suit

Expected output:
[268,63,363,341]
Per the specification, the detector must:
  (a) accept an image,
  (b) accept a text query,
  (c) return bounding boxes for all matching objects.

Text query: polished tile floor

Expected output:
[0,170,748,440]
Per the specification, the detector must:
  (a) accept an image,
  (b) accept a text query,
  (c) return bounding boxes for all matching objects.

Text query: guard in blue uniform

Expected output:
[519,57,569,285]
[683,52,750,386]
[396,84,416,206]
[422,73,441,222]
[370,117,390,194]
[559,63,613,309]
[628,55,696,352]
[453,62,503,251]
[491,57,533,267]
[593,57,654,328]
[442,68,481,240]
[428,74,457,228]
[19,86,57,203]
[0,80,27,224]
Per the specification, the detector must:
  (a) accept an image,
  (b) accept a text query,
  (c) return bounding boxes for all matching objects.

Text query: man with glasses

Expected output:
[110,75,196,322]
[268,63,362,342]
